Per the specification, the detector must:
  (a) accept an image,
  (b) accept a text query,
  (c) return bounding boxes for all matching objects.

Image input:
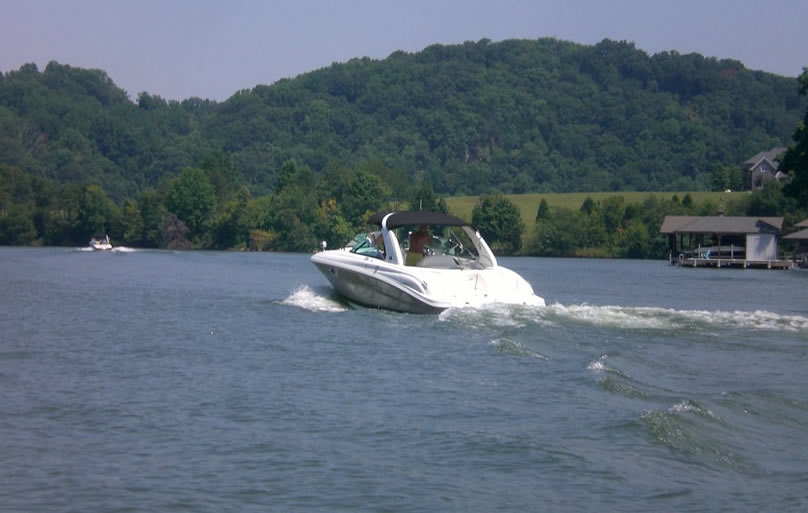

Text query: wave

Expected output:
[280,285,349,313]
[587,354,656,399]
[640,399,757,472]
[490,338,548,359]
[668,399,718,419]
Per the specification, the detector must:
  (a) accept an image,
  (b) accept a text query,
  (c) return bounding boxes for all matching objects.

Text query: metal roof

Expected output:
[368,211,470,229]
[783,228,808,240]
[660,216,784,234]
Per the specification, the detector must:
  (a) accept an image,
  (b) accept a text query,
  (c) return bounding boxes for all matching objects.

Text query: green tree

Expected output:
[200,151,243,204]
[783,68,808,205]
[472,194,524,255]
[166,167,215,240]
[210,185,251,249]
[528,208,586,257]
[536,198,550,220]
[407,181,448,213]
[121,199,143,244]
[0,204,38,244]
[312,198,354,249]
[580,196,596,215]
[138,188,167,247]
[76,185,119,241]
[616,222,651,258]
[581,210,608,249]
[747,180,791,216]
[341,170,391,227]
[275,159,300,192]
[600,196,626,233]
[711,164,731,191]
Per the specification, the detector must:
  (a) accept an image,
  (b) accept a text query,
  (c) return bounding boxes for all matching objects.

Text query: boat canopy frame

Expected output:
[368,211,469,230]
[367,211,497,269]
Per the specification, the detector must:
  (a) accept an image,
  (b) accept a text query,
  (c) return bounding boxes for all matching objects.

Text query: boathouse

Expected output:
[783,218,808,268]
[660,216,788,268]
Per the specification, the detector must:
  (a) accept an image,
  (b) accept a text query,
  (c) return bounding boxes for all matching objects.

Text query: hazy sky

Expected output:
[1,0,806,101]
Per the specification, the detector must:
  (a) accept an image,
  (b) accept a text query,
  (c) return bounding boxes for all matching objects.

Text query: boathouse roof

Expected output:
[660,216,784,235]
[783,228,808,240]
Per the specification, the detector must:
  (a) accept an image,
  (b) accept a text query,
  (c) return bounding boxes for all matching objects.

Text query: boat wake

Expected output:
[440,302,808,334]
[280,285,350,313]
[282,287,808,334]
[76,246,138,253]
[548,303,808,333]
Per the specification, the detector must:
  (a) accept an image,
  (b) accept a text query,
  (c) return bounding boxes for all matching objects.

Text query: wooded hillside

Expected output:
[1,38,804,201]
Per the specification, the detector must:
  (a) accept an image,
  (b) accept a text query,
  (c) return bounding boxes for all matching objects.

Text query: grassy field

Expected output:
[445,191,730,233]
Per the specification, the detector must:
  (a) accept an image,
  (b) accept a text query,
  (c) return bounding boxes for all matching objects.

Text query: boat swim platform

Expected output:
[672,256,793,269]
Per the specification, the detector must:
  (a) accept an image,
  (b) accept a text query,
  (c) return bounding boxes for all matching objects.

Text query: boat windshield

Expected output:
[398,225,482,268]
[350,231,385,260]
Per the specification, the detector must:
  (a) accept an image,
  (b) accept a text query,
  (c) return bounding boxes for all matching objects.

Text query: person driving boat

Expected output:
[406,225,430,266]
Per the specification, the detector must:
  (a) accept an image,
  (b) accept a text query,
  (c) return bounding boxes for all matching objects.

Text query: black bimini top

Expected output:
[368,211,470,230]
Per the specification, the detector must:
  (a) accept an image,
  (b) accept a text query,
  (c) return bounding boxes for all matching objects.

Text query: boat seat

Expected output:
[417,255,463,269]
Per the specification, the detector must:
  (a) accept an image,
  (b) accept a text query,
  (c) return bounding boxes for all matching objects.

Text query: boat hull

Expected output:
[312,260,445,314]
[311,250,544,314]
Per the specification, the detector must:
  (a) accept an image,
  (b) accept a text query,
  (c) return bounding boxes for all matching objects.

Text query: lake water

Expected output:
[1,247,807,512]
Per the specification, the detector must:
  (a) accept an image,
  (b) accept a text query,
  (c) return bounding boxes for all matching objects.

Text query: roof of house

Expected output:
[783,228,808,240]
[744,147,787,168]
[660,216,784,234]
[795,219,808,228]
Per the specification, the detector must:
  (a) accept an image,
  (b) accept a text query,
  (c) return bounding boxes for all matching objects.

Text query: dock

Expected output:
[671,254,793,269]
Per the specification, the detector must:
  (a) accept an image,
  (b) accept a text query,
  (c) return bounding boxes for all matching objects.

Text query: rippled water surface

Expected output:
[2,247,807,512]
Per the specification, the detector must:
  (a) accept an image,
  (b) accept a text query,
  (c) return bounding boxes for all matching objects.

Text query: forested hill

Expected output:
[1,38,804,201]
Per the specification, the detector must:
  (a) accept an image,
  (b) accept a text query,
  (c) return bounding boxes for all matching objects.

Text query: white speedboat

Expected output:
[311,211,544,313]
[89,235,113,251]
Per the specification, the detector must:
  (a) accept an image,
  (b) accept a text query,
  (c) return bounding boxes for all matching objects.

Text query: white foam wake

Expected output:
[548,303,808,332]
[281,285,349,312]
[586,354,609,371]
[669,399,718,419]
[550,303,677,330]
[76,246,137,253]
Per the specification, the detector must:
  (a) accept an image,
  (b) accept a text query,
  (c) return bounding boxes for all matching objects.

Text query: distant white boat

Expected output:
[89,235,112,251]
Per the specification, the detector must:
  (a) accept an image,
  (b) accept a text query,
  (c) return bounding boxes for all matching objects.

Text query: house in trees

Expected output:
[744,147,788,189]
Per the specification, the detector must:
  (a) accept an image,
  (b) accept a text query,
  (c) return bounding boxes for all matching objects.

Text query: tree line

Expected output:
[0,156,445,251]
[1,157,806,257]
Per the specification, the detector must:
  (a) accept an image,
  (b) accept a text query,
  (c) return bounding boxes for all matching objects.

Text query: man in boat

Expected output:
[407,225,430,266]
[371,231,385,259]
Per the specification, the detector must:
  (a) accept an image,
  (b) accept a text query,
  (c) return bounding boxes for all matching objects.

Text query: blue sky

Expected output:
[1,0,806,101]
